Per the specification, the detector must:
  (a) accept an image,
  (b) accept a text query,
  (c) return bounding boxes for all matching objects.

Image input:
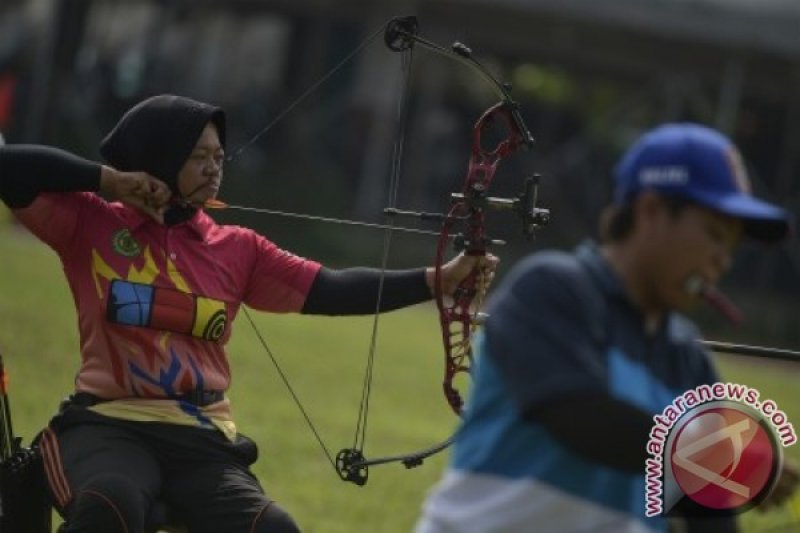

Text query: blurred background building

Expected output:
[1,0,798,348]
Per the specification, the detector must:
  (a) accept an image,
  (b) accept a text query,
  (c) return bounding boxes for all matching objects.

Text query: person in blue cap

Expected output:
[415,123,796,532]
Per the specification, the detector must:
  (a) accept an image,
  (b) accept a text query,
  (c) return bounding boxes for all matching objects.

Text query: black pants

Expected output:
[40,406,300,533]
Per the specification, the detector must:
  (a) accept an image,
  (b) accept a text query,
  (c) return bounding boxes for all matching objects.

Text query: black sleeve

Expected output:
[529,397,740,531]
[0,145,102,208]
[525,393,654,473]
[301,266,431,315]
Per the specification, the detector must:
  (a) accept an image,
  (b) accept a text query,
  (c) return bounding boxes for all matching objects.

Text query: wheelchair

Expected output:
[1,439,186,533]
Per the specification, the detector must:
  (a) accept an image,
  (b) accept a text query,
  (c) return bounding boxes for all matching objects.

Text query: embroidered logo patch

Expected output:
[112,229,141,257]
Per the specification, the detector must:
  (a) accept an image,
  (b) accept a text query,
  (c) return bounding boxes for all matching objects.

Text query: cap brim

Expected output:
[686,189,792,243]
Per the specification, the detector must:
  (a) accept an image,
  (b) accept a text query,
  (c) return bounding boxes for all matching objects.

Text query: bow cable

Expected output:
[202,18,402,476]
[226,24,387,164]
[342,38,416,484]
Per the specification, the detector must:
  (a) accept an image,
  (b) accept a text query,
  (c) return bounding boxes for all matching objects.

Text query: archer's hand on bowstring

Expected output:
[425,252,499,299]
[100,166,171,223]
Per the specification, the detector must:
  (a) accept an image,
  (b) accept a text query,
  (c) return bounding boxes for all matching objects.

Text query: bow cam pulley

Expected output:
[384,16,419,52]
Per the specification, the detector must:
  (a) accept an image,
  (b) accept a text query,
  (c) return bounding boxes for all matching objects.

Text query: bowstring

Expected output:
[205,19,395,476]
[352,43,416,455]
[238,306,338,470]
[200,211,341,471]
[226,24,386,163]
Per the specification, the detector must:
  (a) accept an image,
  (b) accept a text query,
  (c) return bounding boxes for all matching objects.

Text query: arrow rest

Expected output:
[452,234,506,253]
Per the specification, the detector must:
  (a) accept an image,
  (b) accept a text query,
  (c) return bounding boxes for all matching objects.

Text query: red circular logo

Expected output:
[669,402,780,512]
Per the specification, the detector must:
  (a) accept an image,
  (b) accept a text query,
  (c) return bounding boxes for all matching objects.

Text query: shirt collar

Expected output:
[574,240,627,300]
[577,240,688,339]
[118,204,215,241]
[184,209,216,240]
[117,205,151,232]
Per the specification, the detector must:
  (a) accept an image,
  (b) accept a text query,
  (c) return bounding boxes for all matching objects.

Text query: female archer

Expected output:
[0,94,496,532]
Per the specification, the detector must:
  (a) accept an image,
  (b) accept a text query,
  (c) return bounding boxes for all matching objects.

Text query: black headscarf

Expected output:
[99,94,226,224]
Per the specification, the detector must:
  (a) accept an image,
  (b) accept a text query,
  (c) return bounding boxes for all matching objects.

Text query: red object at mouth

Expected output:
[700,284,743,326]
[204,199,227,209]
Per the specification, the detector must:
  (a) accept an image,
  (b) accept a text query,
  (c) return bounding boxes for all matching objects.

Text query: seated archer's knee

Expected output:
[63,474,148,532]
[253,502,301,533]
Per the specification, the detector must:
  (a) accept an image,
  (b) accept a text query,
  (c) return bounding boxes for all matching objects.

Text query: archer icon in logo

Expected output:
[660,400,783,516]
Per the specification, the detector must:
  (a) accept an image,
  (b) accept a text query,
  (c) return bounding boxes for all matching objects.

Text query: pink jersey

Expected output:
[14,192,321,401]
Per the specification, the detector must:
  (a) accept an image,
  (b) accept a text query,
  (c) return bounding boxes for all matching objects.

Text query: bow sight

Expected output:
[386,173,551,250]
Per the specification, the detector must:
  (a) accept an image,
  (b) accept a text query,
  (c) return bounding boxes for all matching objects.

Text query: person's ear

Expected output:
[630,191,665,234]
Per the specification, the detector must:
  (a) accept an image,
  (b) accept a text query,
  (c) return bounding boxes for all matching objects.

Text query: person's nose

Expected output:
[206,155,222,174]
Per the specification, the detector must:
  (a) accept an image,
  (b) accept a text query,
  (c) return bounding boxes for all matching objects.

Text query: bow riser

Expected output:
[433,101,536,416]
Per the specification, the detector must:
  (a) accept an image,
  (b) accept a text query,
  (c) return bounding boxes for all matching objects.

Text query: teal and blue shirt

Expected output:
[417,242,718,533]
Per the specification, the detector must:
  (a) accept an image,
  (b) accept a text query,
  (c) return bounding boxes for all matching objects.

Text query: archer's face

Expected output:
[641,196,742,313]
[177,123,224,206]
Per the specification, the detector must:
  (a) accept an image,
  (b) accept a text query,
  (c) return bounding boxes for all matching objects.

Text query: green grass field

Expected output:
[0,223,798,532]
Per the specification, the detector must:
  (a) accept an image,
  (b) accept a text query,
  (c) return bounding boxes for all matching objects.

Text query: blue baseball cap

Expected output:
[614,123,791,243]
